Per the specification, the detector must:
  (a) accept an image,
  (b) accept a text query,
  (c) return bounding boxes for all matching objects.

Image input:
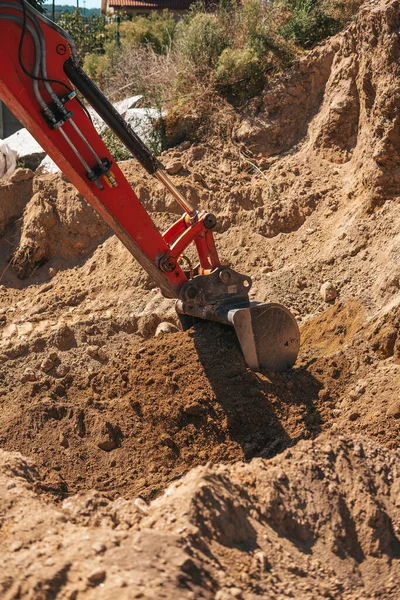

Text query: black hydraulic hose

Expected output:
[64,58,160,175]
[0,13,44,108]
[22,0,78,62]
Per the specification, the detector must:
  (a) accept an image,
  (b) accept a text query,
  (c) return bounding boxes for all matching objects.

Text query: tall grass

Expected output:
[79,0,364,147]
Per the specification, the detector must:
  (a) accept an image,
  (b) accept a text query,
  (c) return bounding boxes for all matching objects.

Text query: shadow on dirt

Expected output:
[188,320,323,460]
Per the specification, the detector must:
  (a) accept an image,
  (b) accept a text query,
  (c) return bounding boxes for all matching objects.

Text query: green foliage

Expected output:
[27,0,45,13]
[57,9,108,59]
[42,4,100,20]
[119,11,176,54]
[278,0,342,48]
[84,42,120,82]
[100,128,131,162]
[215,47,264,101]
[175,12,228,73]
[80,0,363,147]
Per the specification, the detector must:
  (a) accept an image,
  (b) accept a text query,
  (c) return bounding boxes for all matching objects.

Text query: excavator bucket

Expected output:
[176,267,300,372]
[226,302,300,371]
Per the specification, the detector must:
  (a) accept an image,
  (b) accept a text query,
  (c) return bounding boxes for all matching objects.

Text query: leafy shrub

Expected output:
[101,128,132,162]
[175,12,228,74]
[84,42,121,83]
[57,9,108,58]
[119,11,176,54]
[215,47,264,101]
[279,0,342,48]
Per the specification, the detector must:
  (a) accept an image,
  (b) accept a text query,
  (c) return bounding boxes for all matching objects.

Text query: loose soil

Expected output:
[0,0,399,598]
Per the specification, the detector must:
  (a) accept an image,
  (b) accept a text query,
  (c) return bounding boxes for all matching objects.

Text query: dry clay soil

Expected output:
[0,0,399,598]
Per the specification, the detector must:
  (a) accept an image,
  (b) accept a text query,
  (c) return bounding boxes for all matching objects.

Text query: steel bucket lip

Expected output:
[176,299,300,372]
[227,302,300,372]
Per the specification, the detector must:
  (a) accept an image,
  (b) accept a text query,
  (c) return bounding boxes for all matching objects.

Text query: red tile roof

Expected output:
[108,0,193,8]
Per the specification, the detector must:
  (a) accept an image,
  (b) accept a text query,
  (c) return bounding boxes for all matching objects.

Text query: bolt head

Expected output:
[161,257,176,273]
[219,269,231,284]
[186,286,197,300]
[204,213,217,230]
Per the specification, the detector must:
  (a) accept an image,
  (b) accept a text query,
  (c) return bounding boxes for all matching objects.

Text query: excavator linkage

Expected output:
[0,0,300,371]
[176,267,300,371]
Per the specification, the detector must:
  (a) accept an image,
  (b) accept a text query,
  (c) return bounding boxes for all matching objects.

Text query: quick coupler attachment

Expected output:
[176,267,300,372]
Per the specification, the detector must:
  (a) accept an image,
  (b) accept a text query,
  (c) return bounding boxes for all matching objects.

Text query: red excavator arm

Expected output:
[0,0,300,371]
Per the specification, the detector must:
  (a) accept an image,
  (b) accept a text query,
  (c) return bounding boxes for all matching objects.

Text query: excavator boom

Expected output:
[0,0,300,371]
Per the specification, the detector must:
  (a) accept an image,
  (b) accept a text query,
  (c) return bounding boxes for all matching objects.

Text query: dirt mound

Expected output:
[0,305,398,504]
[236,0,400,207]
[0,168,34,236]
[0,1,399,598]
[1,435,399,599]
[0,322,321,501]
[10,173,110,278]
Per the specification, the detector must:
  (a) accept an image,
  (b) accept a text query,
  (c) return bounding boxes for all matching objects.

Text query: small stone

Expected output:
[190,145,205,160]
[387,401,400,418]
[22,368,36,383]
[41,357,54,372]
[53,324,76,351]
[318,388,330,401]
[96,421,121,451]
[353,443,363,456]
[165,161,183,175]
[134,497,150,514]
[97,348,108,361]
[349,411,360,421]
[91,542,106,554]
[86,345,99,358]
[87,568,106,585]
[48,267,58,278]
[59,432,69,448]
[356,383,366,395]
[55,364,70,378]
[137,313,161,339]
[184,402,205,416]
[320,281,337,302]
[155,322,179,337]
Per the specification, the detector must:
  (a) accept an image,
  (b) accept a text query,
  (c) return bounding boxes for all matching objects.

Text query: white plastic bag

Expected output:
[0,140,17,180]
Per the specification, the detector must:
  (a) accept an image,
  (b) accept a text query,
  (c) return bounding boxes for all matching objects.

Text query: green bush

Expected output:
[215,47,264,101]
[84,42,121,83]
[101,128,131,162]
[119,11,176,54]
[279,0,342,48]
[175,12,228,74]
[58,9,108,59]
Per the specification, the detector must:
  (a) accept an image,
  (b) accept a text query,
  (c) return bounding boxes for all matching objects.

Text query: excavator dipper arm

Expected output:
[0,0,300,371]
